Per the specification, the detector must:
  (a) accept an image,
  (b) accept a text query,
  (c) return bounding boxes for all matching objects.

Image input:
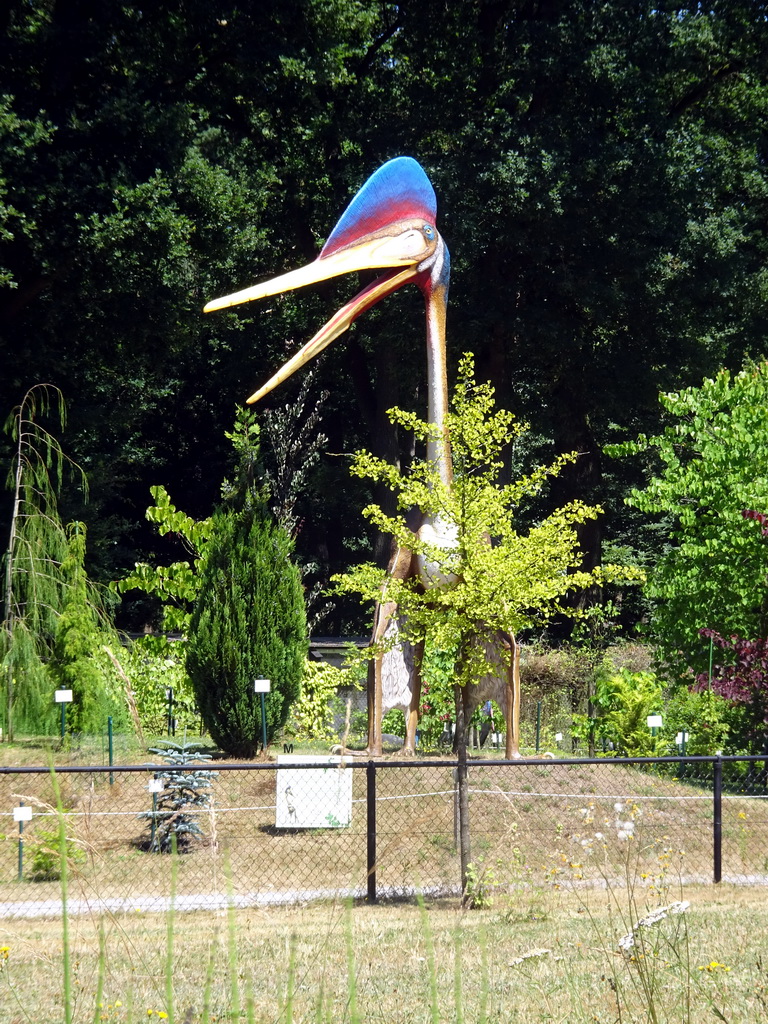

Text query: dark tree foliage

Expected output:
[186,503,307,758]
[1,2,767,635]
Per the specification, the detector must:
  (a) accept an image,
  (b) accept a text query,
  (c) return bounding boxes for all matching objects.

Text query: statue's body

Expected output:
[205,158,521,757]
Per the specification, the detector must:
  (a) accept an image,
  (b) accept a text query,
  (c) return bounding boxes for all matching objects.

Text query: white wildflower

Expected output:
[594,832,604,841]
[508,948,551,966]
[618,901,690,953]
[614,802,624,813]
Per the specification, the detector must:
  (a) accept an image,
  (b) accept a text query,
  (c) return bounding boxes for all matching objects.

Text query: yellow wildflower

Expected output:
[698,961,731,972]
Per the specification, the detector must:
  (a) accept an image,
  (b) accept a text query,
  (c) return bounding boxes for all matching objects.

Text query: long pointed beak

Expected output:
[245,265,419,403]
[204,222,433,402]
[203,229,428,313]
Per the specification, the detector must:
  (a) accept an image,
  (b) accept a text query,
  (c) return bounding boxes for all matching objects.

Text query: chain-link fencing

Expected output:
[1,755,766,918]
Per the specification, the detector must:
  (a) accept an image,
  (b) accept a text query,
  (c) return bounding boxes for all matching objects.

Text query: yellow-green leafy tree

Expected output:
[334,355,640,689]
[334,355,642,893]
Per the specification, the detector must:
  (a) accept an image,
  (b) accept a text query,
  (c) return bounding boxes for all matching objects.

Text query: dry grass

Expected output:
[2,742,768,1021]
[1,885,767,1023]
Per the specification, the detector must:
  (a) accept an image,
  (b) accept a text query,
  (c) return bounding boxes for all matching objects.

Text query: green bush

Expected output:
[289,660,353,741]
[573,668,666,757]
[187,503,307,757]
[123,634,197,735]
[664,686,744,755]
[29,825,86,881]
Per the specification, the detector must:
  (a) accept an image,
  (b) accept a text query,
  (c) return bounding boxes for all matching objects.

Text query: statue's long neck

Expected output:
[425,281,453,488]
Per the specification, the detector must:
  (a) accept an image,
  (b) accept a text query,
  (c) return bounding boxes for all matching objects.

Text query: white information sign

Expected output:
[275,755,352,829]
[148,778,164,793]
[54,689,73,703]
[13,806,32,822]
[647,714,663,729]
[253,679,271,693]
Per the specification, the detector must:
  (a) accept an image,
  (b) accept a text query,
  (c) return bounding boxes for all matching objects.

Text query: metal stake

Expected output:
[535,701,542,752]
[17,801,24,881]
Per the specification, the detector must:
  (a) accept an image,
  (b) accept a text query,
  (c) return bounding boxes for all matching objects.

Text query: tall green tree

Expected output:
[606,362,768,681]
[2,385,80,736]
[186,421,307,757]
[335,355,640,675]
[335,354,640,890]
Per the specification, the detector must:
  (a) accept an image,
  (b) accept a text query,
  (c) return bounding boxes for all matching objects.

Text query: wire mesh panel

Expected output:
[372,764,459,896]
[465,760,714,893]
[722,758,768,882]
[1,755,768,918]
[0,764,368,917]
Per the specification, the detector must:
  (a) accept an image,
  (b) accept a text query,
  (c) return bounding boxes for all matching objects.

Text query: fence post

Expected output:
[366,761,377,903]
[713,752,722,883]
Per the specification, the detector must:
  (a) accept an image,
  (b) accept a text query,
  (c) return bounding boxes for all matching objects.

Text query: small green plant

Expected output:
[464,860,496,909]
[380,708,405,737]
[29,826,86,882]
[139,741,217,853]
[572,668,667,756]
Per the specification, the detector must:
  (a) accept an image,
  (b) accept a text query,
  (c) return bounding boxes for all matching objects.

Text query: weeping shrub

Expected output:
[50,523,131,734]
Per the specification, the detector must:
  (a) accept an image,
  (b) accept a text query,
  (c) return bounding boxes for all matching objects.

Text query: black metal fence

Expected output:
[1,754,767,918]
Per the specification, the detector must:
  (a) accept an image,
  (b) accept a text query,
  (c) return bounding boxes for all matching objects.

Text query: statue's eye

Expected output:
[423,224,435,241]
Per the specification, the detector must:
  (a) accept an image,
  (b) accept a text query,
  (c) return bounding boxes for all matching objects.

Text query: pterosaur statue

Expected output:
[205,157,521,758]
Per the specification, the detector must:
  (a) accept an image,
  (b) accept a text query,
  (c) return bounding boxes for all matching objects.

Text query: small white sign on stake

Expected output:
[54,689,73,703]
[647,714,663,729]
[13,806,32,822]
[253,679,271,693]
[148,778,164,793]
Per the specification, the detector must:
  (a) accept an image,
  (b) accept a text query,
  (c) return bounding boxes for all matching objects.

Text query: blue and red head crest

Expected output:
[321,157,437,258]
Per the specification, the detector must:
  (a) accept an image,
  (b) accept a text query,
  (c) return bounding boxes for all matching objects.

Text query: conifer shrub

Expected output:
[186,504,307,757]
[139,741,216,853]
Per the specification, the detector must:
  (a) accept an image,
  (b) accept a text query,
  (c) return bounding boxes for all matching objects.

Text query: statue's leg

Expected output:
[366,598,393,757]
[511,639,521,755]
[402,638,424,755]
[366,544,419,757]
[366,654,382,757]
[504,634,522,760]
